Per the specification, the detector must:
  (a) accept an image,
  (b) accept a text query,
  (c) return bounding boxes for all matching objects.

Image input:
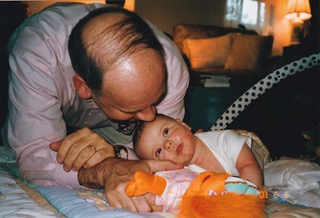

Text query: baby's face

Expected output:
[136,116,197,165]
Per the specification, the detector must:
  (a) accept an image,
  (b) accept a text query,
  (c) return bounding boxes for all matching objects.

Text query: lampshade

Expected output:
[285,0,312,21]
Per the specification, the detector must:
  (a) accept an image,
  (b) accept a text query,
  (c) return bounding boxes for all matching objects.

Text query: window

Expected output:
[225,0,274,35]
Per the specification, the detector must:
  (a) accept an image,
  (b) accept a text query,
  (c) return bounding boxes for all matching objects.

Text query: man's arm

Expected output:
[78,157,183,212]
[5,2,113,188]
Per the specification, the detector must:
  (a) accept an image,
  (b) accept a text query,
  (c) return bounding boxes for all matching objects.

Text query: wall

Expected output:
[26,0,104,14]
[273,0,292,55]
[135,0,318,56]
[26,0,135,14]
[135,0,226,35]
[25,0,305,56]
[27,0,226,36]
[134,0,293,56]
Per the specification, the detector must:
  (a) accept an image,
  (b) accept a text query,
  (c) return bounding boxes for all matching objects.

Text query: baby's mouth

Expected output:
[176,144,183,155]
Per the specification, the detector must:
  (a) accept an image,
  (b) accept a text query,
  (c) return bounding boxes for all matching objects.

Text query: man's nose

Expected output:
[135,106,156,122]
[164,140,173,151]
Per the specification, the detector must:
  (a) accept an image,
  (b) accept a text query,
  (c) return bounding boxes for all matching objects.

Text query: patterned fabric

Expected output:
[235,130,272,165]
[155,168,197,213]
[212,53,320,130]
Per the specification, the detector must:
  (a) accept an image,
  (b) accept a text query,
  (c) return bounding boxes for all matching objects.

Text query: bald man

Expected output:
[2,3,189,212]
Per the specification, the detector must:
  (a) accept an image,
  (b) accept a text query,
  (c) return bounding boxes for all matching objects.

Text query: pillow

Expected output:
[225,34,273,70]
[182,34,232,69]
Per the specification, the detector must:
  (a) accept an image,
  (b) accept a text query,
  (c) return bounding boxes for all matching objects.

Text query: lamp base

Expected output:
[290,22,304,44]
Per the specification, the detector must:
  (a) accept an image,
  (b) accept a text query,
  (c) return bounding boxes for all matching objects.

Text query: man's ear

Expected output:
[73,74,92,99]
[176,118,192,130]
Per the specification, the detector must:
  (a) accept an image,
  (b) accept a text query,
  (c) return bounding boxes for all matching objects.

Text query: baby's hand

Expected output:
[224,176,259,196]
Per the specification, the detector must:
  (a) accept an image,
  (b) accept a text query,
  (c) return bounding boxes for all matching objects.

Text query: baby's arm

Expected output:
[236,143,262,188]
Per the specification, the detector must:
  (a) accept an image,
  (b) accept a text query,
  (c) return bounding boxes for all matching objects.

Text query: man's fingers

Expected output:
[49,140,63,152]
[70,146,96,171]
[132,196,153,212]
[55,128,116,171]
[58,128,91,161]
[146,159,183,173]
[83,145,115,169]
[62,142,90,171]
[105,188,139,212]
[106,193,153,212]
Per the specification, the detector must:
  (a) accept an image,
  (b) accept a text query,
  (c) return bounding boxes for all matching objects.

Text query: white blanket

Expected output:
[264,157,320,208]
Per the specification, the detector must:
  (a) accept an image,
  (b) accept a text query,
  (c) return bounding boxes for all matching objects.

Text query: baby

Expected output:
[132,113,263,188]
[130,115,320,212]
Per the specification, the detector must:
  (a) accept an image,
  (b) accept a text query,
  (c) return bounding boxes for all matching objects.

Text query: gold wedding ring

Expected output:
[88,145,96,152]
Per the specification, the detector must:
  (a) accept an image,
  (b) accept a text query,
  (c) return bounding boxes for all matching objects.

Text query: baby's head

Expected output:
[133,114,169,158]
[133,114,196,165]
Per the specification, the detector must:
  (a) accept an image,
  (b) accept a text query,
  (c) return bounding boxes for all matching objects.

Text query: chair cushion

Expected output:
[183,34,232,69]
[225,34,273,70]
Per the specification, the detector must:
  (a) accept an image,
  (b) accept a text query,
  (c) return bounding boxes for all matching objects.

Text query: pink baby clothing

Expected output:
[156,168,197,213]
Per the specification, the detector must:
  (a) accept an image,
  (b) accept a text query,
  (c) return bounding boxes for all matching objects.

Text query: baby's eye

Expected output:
[163,128,169,137]
[155,148,162,157]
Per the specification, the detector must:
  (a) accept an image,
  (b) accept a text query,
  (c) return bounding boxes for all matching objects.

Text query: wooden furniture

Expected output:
[184,74,261,131]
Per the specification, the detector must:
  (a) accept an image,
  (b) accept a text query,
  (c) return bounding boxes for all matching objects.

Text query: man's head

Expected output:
[68,6,167,124]
[133,114,196,166]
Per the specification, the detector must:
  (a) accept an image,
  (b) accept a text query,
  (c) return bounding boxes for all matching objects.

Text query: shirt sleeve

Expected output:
[2,4,92,188]
[148,21,190,120]
[195,130,251,176]
[218,130,252,175]
[6,47,81,188]
[156,46,190,120]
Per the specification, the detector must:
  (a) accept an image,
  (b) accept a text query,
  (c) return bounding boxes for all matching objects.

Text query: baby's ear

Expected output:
[176,118,192,130]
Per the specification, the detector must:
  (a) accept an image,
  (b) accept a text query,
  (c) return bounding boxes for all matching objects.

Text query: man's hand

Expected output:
[49,127,115,172]
[78,157,183,212]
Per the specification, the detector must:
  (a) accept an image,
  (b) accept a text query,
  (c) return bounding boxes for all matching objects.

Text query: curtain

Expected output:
[224,0,243,28]
[224,0,269,34]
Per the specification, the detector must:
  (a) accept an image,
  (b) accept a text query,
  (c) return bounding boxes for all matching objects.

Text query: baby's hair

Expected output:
[132,120,146,151]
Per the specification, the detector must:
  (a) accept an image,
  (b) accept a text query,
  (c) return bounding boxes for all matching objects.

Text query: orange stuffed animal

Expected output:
[126,169,265,218]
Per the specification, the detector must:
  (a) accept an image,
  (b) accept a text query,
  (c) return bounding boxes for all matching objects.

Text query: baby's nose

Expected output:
[164,140,173,151]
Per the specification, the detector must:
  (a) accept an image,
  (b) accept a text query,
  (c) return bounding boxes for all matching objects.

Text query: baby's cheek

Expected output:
[181,149,193,164]
[162,152,177,162]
